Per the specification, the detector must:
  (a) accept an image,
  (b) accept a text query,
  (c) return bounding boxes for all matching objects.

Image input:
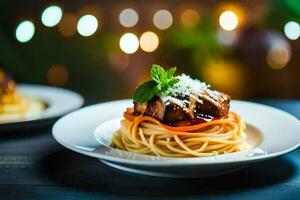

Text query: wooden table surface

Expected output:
[1,99,300,200]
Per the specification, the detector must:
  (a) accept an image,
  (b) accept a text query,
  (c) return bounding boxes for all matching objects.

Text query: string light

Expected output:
[180,9,199,28]
[77,14,98,37]
[15,20,35,43]
[140,31,159,52]
[284,21,300,40]
[41,5,63,27]
[47,65,69,86]
[219,10,238,31]
[119,8,139,27]
[119,33,139,54]
[153,9,173,30]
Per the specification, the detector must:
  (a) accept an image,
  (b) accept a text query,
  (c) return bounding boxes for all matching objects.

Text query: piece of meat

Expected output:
[163,103,190,122]
[196,90,230,119]
[134,96,166,121]
[133,101,147,114]
[134,89,230,123]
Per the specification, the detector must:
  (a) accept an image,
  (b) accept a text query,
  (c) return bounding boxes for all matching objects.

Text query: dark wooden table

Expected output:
[1,99,300,200]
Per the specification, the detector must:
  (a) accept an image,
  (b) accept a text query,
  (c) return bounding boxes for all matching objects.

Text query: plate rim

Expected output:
[52,99,300,166]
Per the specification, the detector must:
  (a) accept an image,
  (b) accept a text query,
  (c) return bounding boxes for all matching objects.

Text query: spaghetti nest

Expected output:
[111,112,249,157]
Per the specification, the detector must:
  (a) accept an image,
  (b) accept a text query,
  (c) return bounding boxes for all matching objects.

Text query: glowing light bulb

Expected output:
[15,20,35,43]
[219,10,238,31]
[140,31,159,52]
[284,21,300,40]
[77,14,98,37]
[119,8,139,27]
[119,33,139,54]
[41,5,63,27]
[153,9,173,30]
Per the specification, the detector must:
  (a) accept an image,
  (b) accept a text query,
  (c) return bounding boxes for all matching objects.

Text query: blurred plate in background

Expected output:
[0,84,84,132]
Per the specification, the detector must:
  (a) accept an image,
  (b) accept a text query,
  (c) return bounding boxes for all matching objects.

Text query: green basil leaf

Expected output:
[133,80,159,103]
[156,83,162,90]
[166,67,177,79]
[168,78,179,86]
[151,64,165,83]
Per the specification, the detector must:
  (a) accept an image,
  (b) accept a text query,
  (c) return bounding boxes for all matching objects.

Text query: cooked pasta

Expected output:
[111,112,249,157]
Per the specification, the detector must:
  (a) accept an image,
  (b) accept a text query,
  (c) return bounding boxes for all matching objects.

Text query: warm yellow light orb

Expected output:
[219,10,238,31]
[139,31,159,52]
[267,45,291,70]
[180,9,199,28]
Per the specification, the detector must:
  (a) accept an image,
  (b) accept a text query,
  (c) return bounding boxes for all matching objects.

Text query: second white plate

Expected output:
[0,84,84,131]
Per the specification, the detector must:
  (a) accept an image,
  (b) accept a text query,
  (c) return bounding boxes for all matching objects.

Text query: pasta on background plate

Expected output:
[0,69,45,122]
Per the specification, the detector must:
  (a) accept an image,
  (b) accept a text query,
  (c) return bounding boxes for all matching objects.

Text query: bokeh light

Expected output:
[41,5,63,27]
[153,9,173,30]
[58,13,77,37]
[266,32,291,70]
[180,9,199,28]
[109,52,130,72]
[267,43,291,70]
[77,14,98,37]
[15,20,35,43]
[139,31,159,52]
[216,28,238,46]
[219,10,238,31]
[47,65,69,86]
[119,8,139,27]
[284,21,300,40]
[202,60,244,97]
[119,33,139,54]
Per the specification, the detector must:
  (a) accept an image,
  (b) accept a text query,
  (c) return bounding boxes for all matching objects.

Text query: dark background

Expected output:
[1,0,300,101]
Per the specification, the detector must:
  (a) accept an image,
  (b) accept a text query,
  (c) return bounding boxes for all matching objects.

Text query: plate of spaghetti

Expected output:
[0,69,83,131]
[53,64,300,177]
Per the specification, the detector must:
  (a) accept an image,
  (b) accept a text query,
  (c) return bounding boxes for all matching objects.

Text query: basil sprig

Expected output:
[133,64,179,103]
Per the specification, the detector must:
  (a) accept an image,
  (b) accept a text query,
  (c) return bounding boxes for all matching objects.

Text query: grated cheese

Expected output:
[159,74,211,113]
[160,74,209,100]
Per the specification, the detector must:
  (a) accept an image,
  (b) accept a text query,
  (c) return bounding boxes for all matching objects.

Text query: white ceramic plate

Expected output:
[0,84,84,131]
[52,100,300,178]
